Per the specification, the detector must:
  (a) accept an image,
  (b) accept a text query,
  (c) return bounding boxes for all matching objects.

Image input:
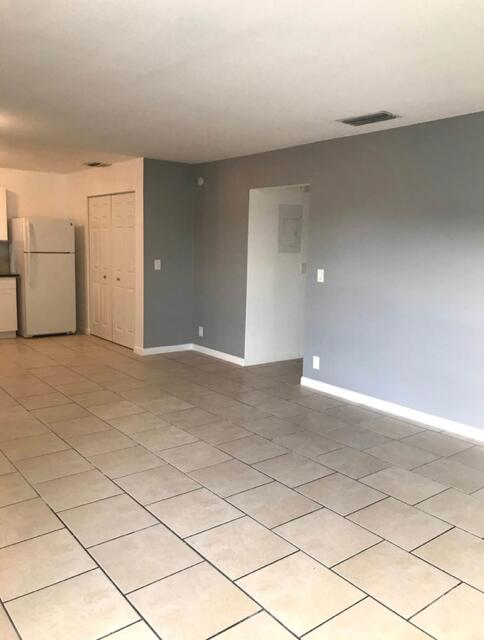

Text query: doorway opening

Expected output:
[244,184,310,365]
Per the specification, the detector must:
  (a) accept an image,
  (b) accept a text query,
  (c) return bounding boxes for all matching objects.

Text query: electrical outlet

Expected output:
[154,259,161,271]
[198,326,204,337]
[312,355,320,370]
[317,268,325,283]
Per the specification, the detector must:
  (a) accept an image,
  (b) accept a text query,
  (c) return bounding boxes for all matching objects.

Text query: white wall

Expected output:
[245,185,310,365]
[0,158,143,345]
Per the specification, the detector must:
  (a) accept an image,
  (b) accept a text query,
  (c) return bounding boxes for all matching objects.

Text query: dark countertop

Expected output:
[0,273,19,277]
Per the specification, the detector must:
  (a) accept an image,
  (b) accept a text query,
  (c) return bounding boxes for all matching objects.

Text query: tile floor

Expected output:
[0,335,483,640]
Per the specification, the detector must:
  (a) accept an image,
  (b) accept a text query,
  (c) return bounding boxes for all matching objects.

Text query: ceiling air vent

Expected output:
[339,111,400,126]
[83,161,112,168]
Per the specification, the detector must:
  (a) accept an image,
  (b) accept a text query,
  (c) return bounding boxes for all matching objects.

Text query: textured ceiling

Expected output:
[1,0,484,172]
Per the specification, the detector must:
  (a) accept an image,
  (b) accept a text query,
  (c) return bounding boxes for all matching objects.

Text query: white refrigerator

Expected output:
[9,218,76,337]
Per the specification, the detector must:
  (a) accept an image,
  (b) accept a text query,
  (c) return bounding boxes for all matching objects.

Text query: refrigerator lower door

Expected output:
[22,253,76,336]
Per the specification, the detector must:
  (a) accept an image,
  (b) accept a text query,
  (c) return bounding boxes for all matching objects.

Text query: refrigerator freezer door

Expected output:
[22,253,76,336]
[24,218,75,253]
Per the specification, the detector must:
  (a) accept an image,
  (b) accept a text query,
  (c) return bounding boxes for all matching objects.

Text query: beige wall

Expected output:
[0,158,143,340]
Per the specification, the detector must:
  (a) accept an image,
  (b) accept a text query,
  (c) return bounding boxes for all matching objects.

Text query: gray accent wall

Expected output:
[143,158,197,348]
[195,112,484,428]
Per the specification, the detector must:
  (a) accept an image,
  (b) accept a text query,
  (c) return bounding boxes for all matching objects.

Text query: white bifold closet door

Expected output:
[88,192,135,348]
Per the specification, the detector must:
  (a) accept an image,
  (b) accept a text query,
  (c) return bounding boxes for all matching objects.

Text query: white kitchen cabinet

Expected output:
[0,277,17,337]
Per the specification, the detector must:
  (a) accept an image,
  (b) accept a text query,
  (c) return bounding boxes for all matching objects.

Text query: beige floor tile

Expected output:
[275,508,380,567]
[254,452,332,487]
[6,569,138,640]
[0,605,19,640]
[298,473,385,515]
[295,394,341,412]
[291,411,347,434]
[414,528,484,591]
[417,487,484,536]
[160,440,232,471]
[19,392,70,410]
[132,425,198,451]
[90,400,143,420]
[324,404,384,427]
[107,621,158,639]
[118,465,200,504]
[0,433,68,461]
[366,441,438,469]
[107,412,169,434]
[238,552,363,636]
[119,386,169,403]
[335,541,457,618]
[317,447,389,479]
[0,407,32,426]
[90,445,164,479]
[0,528,95,601]
[139,396,194,416]
[163,407,219,429]
[55,380,103,396]
[91,524,201,593]
[213,403,270,425]
[448,444,484,471]
[190,459,271,497]
[32,403,89,424]
[0,498,62,547]
[101,378,146,393]
[326,425,391,450]
[49,414,111,438]
[0,416,49,441]
[245,416,301,438]
[361,466,446,505]
[71,389,121,407]
[36,469,122,511]
[0,452,15,475]
[256,398,309,419]
[66,429,135,457]
[349,497,451,550]
[414,457,484,493]
[218,435,288,464]
[216,611,295,639]
[227,481,320,528]
[305,597,432,639]
[16,449,93,484]
[129,562,259,640]
[403,431,473,457]
[365,417,424,439]
[188,420,251,444]
[188,516,295,579]
[412,584,484,639]
[0,473,36,507]
[60,494,157,546]
[474,486,484,500]
[149,488,242,537]
[274,430,341,458]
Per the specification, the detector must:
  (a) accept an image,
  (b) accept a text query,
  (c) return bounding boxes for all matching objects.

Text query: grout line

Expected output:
[3,567,97,604]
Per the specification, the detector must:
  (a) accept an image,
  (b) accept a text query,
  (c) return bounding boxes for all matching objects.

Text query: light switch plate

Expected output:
[312,356,320,370]
[198,326,204,337]
[317,268,325,283]
[154,259,161,271]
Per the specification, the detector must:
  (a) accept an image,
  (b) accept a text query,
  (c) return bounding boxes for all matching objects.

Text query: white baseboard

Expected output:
[301,376,484,444]
[134,343,193,356]
[192,344,245,366]
[133,342,246,365]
